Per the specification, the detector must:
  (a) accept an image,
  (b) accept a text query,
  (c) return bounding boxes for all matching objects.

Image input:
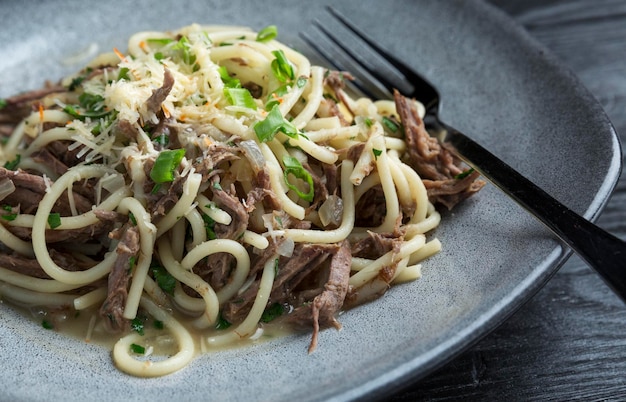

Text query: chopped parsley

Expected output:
[151,264,176,295]
[215,312,232,330]
[1,205,17,221]
[201,213,217,240]
[130,343,145,354]
[128,212,137,225]
[42,320,54,330]
[128,256,137,273]
[454,168,475,180]
[3,154,21,170]
[382,116,400,133]
[47,213,62,229]
[372,148,382,160]
[63,92,110,121]
[131,317,145,335]
[117,67,131,81]
[260,303,285,323]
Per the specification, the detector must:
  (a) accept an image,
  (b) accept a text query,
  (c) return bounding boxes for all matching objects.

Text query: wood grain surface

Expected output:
[391,0,626,400]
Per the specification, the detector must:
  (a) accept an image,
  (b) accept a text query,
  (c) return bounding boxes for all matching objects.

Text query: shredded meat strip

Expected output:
[99,223,140,333]
[282,240,352,353]
[394,89,485,209]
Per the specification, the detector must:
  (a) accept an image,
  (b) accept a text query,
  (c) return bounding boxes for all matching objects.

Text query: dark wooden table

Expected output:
[392,0,626,400]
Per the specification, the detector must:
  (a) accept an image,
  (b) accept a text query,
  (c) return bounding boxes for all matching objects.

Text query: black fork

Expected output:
[301,6,626,302]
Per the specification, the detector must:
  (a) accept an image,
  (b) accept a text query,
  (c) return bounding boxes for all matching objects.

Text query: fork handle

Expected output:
[443,124,626,301]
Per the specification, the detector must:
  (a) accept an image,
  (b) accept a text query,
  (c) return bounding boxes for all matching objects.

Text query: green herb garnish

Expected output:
[131,317,145,335]
[382,116,400,133]
[130,343,145,354]
[151,264,176,295]
[224,87,257,109]
[201,213,217,240]
[218,66,242,88]
[270,50,294,82]
[215,312,232,330]
[150,149,185,183]
[128,212,137,225]
[117,67,131,81]
[256,25,278,42]
[4,154,21,170]
[47,213,61,229]
[254,105,298,142]
[260,302,284,323]
[282,155,314,202]
[454,168,475,180]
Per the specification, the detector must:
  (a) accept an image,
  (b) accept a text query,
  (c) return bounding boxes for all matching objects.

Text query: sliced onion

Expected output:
[318,194,343,227]
[277,237,294,257]
[100,173,125,193]
[239,139,266,173]
[0,178,16,202]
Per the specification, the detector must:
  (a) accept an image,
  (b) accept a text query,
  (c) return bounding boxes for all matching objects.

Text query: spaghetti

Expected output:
[0,24,482,377]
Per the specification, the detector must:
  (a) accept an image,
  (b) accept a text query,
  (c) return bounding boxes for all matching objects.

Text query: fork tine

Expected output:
[313,13,399,97]
[300,23,392,100]
[325,6,415,86]
[326,6,440,107]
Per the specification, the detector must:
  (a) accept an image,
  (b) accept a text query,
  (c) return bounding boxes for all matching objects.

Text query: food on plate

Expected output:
[0,24,483,377]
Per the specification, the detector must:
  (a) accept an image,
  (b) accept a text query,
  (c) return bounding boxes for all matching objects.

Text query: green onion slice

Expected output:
[282,155,314,202]
[270,50,294,82]
[256,25,278,42]
[254,105,298,142]
[149,149,185,183]
[224,87,257,109]
[218,66,241,88]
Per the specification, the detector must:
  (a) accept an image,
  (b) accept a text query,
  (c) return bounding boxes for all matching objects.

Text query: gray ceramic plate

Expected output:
[0,1,621,401]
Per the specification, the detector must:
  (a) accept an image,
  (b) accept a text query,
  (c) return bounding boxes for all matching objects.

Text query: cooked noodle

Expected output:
[0,24,483,377]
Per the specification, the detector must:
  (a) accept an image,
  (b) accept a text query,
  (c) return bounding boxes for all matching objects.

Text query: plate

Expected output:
[0,1,621,401]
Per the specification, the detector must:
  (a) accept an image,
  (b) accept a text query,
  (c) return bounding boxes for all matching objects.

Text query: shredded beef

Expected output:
[0,249,94,279]
[7,219,114,244]
[0,167,93,216]
[353,185,386,228]
[351,230,404,260]
[221,243,337,323]
[146,68,175,114]
[212,185,248,239]
[191,183,248,291]
[324,70,355,120]
[193,144,240,183]
[30,149,69,177]
[46,140,87,168]
[0,84,66,125]
[99,224,140,333]
[394,90,485,209]
[149,174,185,222]
[282,241,352,352]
